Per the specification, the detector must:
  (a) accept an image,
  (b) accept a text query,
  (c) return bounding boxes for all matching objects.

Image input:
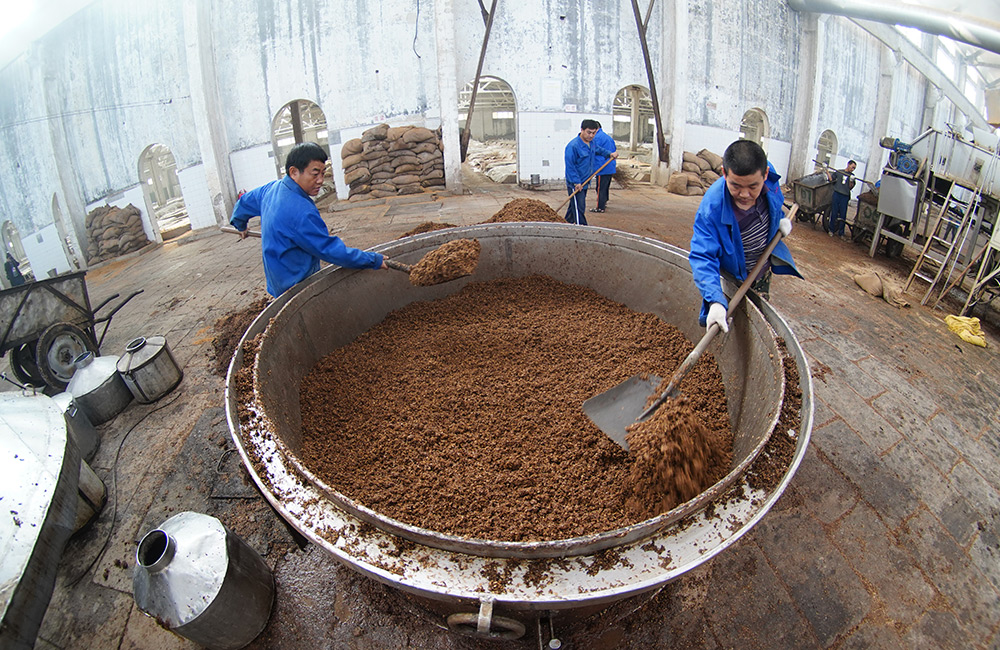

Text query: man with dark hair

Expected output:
[564,119,618,225]
[231,141,386,297]
[826,159,857,238]
[591,121,616,213]
[689,139,800,333]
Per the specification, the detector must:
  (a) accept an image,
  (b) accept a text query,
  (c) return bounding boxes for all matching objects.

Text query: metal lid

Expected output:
[117,336,168,374]
[0,393,70,620]
[67,354,122,397]
[132,512,228,627]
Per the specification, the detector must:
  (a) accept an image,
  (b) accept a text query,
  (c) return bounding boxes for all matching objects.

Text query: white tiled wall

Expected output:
[230,145,280,195]
[177,165,216,229]
[22,223,71,278]
[517,112,612,183]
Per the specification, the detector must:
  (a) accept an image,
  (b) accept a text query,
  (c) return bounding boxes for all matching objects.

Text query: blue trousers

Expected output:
[829,192,849,236]
[565,183,588,225]
[595,174,612,210]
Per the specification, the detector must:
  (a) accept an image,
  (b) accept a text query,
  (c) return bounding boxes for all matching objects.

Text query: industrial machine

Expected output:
[880,136,921,175]
[865,127,1000,308]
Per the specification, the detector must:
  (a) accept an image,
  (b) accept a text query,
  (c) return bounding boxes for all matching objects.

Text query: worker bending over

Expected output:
[689,140,800,333]
[231,142,386,297]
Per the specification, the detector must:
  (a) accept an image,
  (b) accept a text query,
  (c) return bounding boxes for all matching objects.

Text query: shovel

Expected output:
[555,157,614,215]
[583,204,797,449]
[221,226,478,286]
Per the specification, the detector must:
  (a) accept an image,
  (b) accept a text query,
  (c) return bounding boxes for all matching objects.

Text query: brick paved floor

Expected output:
[12,172,999,649]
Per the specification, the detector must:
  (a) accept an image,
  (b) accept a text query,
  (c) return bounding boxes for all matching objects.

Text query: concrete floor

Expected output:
[14,171,1000,649]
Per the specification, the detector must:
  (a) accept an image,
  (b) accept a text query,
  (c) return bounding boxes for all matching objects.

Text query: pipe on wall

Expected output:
[787,0,1000,56]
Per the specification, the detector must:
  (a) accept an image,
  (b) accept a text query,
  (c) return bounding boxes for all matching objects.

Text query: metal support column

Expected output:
[631,0,669,164]
[459,0,498,163]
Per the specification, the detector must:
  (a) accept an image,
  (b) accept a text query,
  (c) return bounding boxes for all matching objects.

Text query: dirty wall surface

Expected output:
[0,0,943,276]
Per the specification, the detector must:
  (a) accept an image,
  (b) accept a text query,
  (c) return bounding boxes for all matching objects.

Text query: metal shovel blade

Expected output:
[582,374,662,450]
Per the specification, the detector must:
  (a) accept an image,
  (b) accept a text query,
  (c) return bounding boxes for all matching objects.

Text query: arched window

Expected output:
[612,85,654,153]
[739,108,770,148]
[458,76,518,182]
[816,130,838,171]
[139,143,189,241]
[271,99,333,198]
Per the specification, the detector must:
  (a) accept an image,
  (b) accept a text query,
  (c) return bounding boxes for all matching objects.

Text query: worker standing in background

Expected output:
[230,142,387,297]
[826,160,857,238]
[564,119,618,225]
[4,252,25,287]
[689,140,800,333]
[591,122,617,213]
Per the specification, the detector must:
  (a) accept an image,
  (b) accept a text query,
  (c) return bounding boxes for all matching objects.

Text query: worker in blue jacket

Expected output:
[591,123,617,213]
[689,140,800,333]
[231,142,386,297]
[564,119,617,225]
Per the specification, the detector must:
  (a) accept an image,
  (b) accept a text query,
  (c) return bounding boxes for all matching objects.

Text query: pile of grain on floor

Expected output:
[298,275,732,542]
[484,198,563,223]
[85,204,150,262]
[210,296,271,376]
[342,124,445,201]
[398,222,458,239]
[667,149,723,197]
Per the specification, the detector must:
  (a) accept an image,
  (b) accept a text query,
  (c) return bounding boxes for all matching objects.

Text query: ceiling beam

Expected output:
[851,18,990,130]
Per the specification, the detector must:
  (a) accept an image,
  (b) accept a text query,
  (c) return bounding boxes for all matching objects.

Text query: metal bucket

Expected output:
[132,511,274,650]
[66,352,132,425]
[225,223,814,630]
[116,336,183,404]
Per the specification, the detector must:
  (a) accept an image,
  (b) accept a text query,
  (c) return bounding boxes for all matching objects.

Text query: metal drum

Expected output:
[116,336,183,404]
[51,392,99,462]
[66,352,132,425]
[225,223,814,637]
[133,511,274,650]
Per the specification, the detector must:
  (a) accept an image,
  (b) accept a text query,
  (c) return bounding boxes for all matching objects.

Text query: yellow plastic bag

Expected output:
[945,315,987,348]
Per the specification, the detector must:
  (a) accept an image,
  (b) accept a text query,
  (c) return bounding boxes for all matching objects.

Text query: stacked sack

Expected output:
[667,149,724,196]
[341,123,446,201]
[85,204,150,263]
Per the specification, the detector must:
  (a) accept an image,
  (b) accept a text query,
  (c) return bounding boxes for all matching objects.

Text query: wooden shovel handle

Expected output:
[385,259,412,274]
[221,225,261,238]
[638,203,798,421]
[555,157,614,213]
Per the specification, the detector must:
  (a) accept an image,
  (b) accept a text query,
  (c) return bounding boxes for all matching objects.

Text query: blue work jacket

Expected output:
[689,163,800,325]
[593,129,617,176]
[230,175,383,297]
[564,135,614,187]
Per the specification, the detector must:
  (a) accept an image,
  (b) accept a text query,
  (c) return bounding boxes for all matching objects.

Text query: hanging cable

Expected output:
[66,391,184,588]
[412,0,422,59]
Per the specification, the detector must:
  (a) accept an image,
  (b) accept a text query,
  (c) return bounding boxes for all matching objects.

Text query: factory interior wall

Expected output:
[0,0,985,276]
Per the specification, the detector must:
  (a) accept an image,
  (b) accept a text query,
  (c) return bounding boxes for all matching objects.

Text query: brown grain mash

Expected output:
[298,275,732,542]
[408,238,481,287]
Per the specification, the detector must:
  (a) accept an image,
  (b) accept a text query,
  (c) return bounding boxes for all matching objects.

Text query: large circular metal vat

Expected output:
[225,223,813,626]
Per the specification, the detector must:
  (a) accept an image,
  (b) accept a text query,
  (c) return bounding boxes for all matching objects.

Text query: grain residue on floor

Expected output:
[484,198,564,223]
[298,275,732,542]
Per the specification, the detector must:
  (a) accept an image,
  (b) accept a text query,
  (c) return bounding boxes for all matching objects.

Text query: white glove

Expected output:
[779,217,793,237]
[706,302,729,334]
